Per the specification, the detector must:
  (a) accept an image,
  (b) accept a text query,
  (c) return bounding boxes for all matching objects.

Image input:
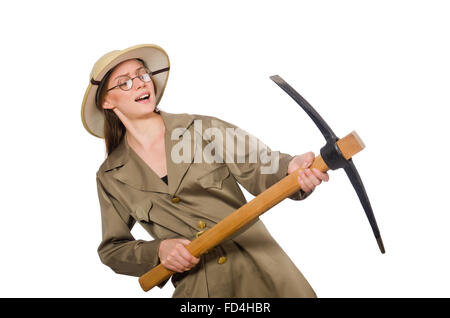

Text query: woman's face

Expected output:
[102,59,157,120]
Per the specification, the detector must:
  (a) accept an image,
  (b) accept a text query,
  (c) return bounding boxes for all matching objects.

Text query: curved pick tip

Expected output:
[269,75,279,82]
[377,236,386,254]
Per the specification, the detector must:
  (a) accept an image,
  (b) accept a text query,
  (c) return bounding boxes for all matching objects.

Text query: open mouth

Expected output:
[135,94,150,102]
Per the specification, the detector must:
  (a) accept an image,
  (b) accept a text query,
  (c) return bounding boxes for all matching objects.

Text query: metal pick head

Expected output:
[270,74,385,254]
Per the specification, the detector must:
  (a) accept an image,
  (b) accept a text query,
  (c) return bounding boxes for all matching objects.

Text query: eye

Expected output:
[138,68,152,82]
[117,78,132,90]
[141,73,151,82]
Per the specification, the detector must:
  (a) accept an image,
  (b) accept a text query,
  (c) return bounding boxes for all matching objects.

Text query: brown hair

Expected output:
[95,58,159,155]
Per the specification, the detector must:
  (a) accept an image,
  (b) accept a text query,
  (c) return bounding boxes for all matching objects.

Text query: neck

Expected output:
[116,110,165,152]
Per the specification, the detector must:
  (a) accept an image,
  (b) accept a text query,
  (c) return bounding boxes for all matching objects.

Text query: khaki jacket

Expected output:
[96,110,316,297]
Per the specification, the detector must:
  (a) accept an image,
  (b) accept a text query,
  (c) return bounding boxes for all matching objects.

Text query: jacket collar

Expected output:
[101,110,197,195]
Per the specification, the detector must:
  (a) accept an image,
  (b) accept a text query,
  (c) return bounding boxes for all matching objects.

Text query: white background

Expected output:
[1,0,449,297]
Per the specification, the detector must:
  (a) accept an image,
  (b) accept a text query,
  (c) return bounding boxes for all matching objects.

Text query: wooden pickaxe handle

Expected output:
[138,131,365,292]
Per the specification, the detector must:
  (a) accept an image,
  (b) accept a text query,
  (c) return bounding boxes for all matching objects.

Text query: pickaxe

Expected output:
[138,75,384,292]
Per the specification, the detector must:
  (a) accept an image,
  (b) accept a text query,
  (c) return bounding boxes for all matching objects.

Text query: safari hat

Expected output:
[81,43,170,138]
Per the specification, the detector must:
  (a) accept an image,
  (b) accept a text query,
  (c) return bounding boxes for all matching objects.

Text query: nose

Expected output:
[133,77,145,90]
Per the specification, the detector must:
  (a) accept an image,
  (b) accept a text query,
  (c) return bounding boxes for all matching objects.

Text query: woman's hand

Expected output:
[158,238,200,273]
[288,152,330,193]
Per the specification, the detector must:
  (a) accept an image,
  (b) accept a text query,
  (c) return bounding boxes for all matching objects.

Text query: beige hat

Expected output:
[81,43,170,138]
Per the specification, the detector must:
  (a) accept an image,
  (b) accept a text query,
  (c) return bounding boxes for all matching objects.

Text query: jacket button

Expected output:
[218,256,227,264]
[195,230,205,238]
[197,220,206,229]
[171,197,180,203]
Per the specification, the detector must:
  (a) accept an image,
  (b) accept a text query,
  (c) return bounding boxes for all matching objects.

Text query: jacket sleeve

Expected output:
[207,116,313,201]
[96,174,164,279]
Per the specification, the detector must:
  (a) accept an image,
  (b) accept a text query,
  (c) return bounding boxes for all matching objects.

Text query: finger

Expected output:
[302,152,315,165]
[311,168,329,182]
[167,264,185,273]
[179,239,200,264]
[298,175,311,192]
[177,255,198,271]
[176,243,200,265]
[312,168,329,182]
[167,249,191,269]
[304,169,321,186]
[301,158,311,169]
[296,154,312,169]
[181,253,200,267]
[175,239,200,265]
[177,257,193,271]
[162,257,186,273]
[300,170,315,189]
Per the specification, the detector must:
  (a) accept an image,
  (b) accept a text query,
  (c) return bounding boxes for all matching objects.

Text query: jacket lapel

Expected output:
[101,110,198,195]
[162,110,197,196]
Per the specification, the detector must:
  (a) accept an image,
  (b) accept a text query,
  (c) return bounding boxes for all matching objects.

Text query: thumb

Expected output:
[302,152,315,168]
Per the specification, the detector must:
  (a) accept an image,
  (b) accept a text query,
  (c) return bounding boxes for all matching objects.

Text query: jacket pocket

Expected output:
[197,165,230,189]
[135,198,153,223]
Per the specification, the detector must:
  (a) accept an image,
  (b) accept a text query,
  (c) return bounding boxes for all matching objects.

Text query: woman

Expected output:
[81,44,329,297]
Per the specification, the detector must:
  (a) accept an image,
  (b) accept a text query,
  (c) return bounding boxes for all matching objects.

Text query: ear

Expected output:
[102,96,115,110]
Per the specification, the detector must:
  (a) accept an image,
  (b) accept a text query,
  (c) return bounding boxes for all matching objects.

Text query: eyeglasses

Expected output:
[107,67,153,91]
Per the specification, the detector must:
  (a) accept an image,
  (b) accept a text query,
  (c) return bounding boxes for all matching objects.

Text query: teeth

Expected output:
[136,94,149,101]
